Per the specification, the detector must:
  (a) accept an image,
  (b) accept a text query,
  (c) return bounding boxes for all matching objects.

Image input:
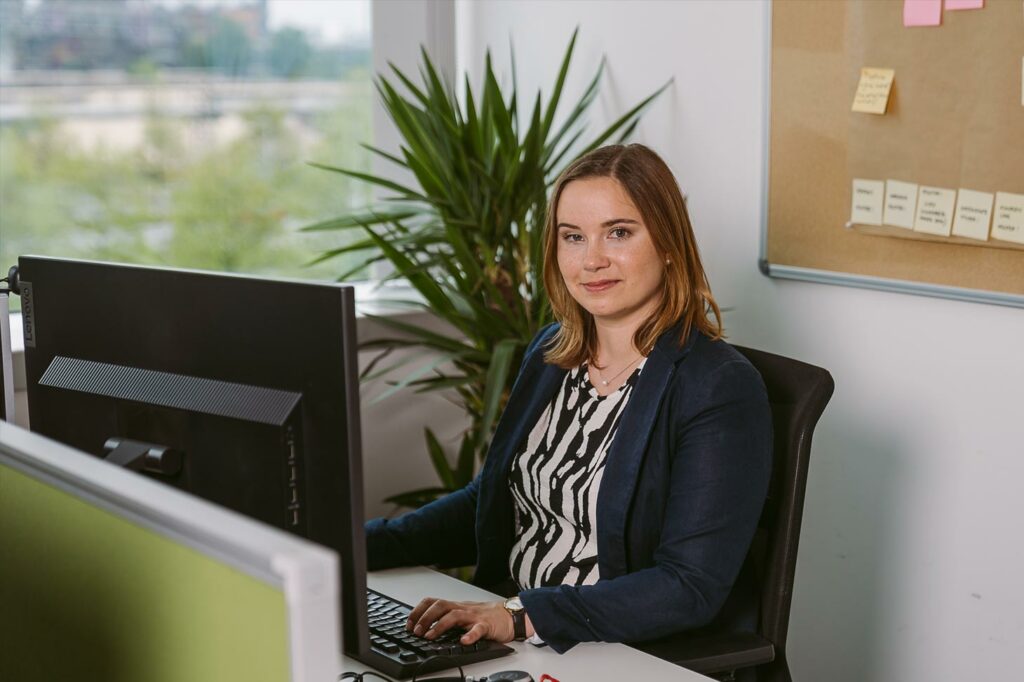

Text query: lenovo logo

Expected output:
[20,281,35,348]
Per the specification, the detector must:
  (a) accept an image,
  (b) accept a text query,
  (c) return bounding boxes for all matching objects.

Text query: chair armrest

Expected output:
[632,632,775,674]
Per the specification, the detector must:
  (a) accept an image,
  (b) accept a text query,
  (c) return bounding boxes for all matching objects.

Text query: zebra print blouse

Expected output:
[508,359,646,590]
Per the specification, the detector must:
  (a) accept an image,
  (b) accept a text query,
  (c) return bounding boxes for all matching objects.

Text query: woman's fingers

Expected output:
[460,622,488,645]
[404,598,510,643]
[423,609,466,639]
[406,596,436,630]
[411,599,455,636]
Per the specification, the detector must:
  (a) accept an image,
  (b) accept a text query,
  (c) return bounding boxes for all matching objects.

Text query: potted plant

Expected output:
[304,30,668,508]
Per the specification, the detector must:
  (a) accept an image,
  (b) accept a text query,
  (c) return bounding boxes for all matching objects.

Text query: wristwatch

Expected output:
[503,596,527,641]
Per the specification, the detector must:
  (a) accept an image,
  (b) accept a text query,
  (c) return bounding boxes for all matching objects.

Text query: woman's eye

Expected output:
[610,227,631,239]
[562,233,584,242]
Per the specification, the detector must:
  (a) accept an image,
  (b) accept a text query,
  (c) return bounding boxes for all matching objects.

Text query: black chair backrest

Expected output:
[733,346,834,654]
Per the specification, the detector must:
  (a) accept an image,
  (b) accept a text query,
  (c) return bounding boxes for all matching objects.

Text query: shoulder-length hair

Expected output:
[542,144,723,369]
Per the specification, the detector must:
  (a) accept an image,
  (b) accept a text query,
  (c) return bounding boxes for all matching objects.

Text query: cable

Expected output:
[339,673,466,682]
[2,266,21,295]
[340,673,398,682]
[338,661,467,682]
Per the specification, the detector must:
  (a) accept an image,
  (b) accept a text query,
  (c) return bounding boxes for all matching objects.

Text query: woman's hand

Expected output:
[406,597,532,645]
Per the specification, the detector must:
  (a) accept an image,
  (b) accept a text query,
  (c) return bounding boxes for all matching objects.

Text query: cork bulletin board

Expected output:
[764,0,1024,306]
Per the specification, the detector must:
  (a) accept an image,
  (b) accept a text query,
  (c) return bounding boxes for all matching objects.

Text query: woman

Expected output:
[365,144,772,654]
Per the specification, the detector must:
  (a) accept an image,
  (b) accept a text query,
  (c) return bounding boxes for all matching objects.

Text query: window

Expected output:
[0,0,374,308]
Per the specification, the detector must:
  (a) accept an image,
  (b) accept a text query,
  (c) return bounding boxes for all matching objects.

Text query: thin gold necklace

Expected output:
[594,353,644,387]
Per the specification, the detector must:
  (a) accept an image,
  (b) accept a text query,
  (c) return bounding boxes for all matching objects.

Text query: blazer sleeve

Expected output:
[365,476,480,570]
[518,359,772,653]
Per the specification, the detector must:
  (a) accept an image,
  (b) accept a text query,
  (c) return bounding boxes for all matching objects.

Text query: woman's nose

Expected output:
[583,244,609,271]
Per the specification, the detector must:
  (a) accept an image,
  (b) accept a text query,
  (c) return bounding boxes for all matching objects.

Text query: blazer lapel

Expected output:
[596,325,698,577]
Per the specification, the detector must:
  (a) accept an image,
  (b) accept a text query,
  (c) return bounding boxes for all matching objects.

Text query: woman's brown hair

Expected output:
[542,144,723,368]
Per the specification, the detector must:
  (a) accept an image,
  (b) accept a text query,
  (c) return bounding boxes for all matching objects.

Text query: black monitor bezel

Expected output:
[18,255,369,656]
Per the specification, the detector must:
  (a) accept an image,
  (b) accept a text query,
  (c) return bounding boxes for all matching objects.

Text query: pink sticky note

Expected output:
[945,0,984,9]
[904,0,942,26]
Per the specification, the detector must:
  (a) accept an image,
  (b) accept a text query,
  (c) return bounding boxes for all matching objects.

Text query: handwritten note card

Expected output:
[851,180,885,226]
[914,186,957,236]
[852,68,896,114]
[951,189,994,241]
[992,192,1024,244]
[884,180,919,229]
[904,0,942,26]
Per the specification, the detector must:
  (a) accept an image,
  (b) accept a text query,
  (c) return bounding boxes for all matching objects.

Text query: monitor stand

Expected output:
[103,438,184,477]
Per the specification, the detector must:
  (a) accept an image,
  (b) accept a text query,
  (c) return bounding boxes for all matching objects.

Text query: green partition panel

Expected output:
[0,463,291,682]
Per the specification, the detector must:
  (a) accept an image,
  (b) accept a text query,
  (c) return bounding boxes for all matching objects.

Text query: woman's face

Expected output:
[555,176,667,329]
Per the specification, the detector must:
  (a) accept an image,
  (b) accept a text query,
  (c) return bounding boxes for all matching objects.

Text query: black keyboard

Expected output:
[365,589,514,679]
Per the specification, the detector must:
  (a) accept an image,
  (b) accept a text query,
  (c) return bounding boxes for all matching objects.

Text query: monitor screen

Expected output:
[17,255,368,656]
[0,421,339,682]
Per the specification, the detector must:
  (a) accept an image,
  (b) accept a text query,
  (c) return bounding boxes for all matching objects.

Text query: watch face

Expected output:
[505,596,524,612]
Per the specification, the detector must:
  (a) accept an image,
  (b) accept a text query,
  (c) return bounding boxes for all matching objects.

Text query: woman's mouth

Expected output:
[582,280,620,293]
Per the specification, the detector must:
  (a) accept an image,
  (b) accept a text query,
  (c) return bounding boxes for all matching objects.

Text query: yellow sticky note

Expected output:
[852,68,895,115]
[992,192,1024,244]
[913,186,957,236]
[951,189,994,241]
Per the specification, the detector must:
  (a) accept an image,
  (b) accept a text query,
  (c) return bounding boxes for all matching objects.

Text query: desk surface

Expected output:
[340,568,713,681]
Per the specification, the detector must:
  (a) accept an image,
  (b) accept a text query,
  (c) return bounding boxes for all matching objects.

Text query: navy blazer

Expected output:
[366,322,772,653]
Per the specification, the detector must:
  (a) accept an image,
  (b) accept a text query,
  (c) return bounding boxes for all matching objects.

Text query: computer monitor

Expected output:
[16,255,368,656]
[0,420,340,682]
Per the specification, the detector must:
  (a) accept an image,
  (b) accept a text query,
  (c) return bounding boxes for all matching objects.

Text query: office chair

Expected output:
[635,346,834,682]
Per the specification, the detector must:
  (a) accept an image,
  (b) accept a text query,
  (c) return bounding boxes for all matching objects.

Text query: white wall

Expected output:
[357,309,467,521]
[453,1,1024,680]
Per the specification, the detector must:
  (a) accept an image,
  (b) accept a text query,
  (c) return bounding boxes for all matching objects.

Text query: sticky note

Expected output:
[905,0,942,26]
[914,186,957,236]
[951,189,994,241]
[851,68,896,114]
[945,0,983,9]
[884,180,919,229]
[992,192,1024,244]
[851,179,885,226]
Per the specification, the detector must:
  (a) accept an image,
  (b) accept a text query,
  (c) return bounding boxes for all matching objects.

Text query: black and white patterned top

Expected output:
[508,359,646,590]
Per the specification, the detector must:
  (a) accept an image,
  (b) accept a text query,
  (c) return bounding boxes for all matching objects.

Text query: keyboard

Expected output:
[365,589,515,679]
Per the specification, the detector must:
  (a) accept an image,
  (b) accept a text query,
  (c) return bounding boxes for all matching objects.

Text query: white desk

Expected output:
[339,568,714,681]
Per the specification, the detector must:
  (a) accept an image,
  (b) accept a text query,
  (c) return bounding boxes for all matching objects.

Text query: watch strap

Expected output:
[504,598,527,641]
[511,608,527,641]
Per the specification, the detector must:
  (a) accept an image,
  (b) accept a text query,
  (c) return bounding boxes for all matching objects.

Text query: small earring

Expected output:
[665,259,671,265]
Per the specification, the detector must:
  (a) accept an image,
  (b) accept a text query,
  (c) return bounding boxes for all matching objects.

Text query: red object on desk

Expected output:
[539,675,560,682]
